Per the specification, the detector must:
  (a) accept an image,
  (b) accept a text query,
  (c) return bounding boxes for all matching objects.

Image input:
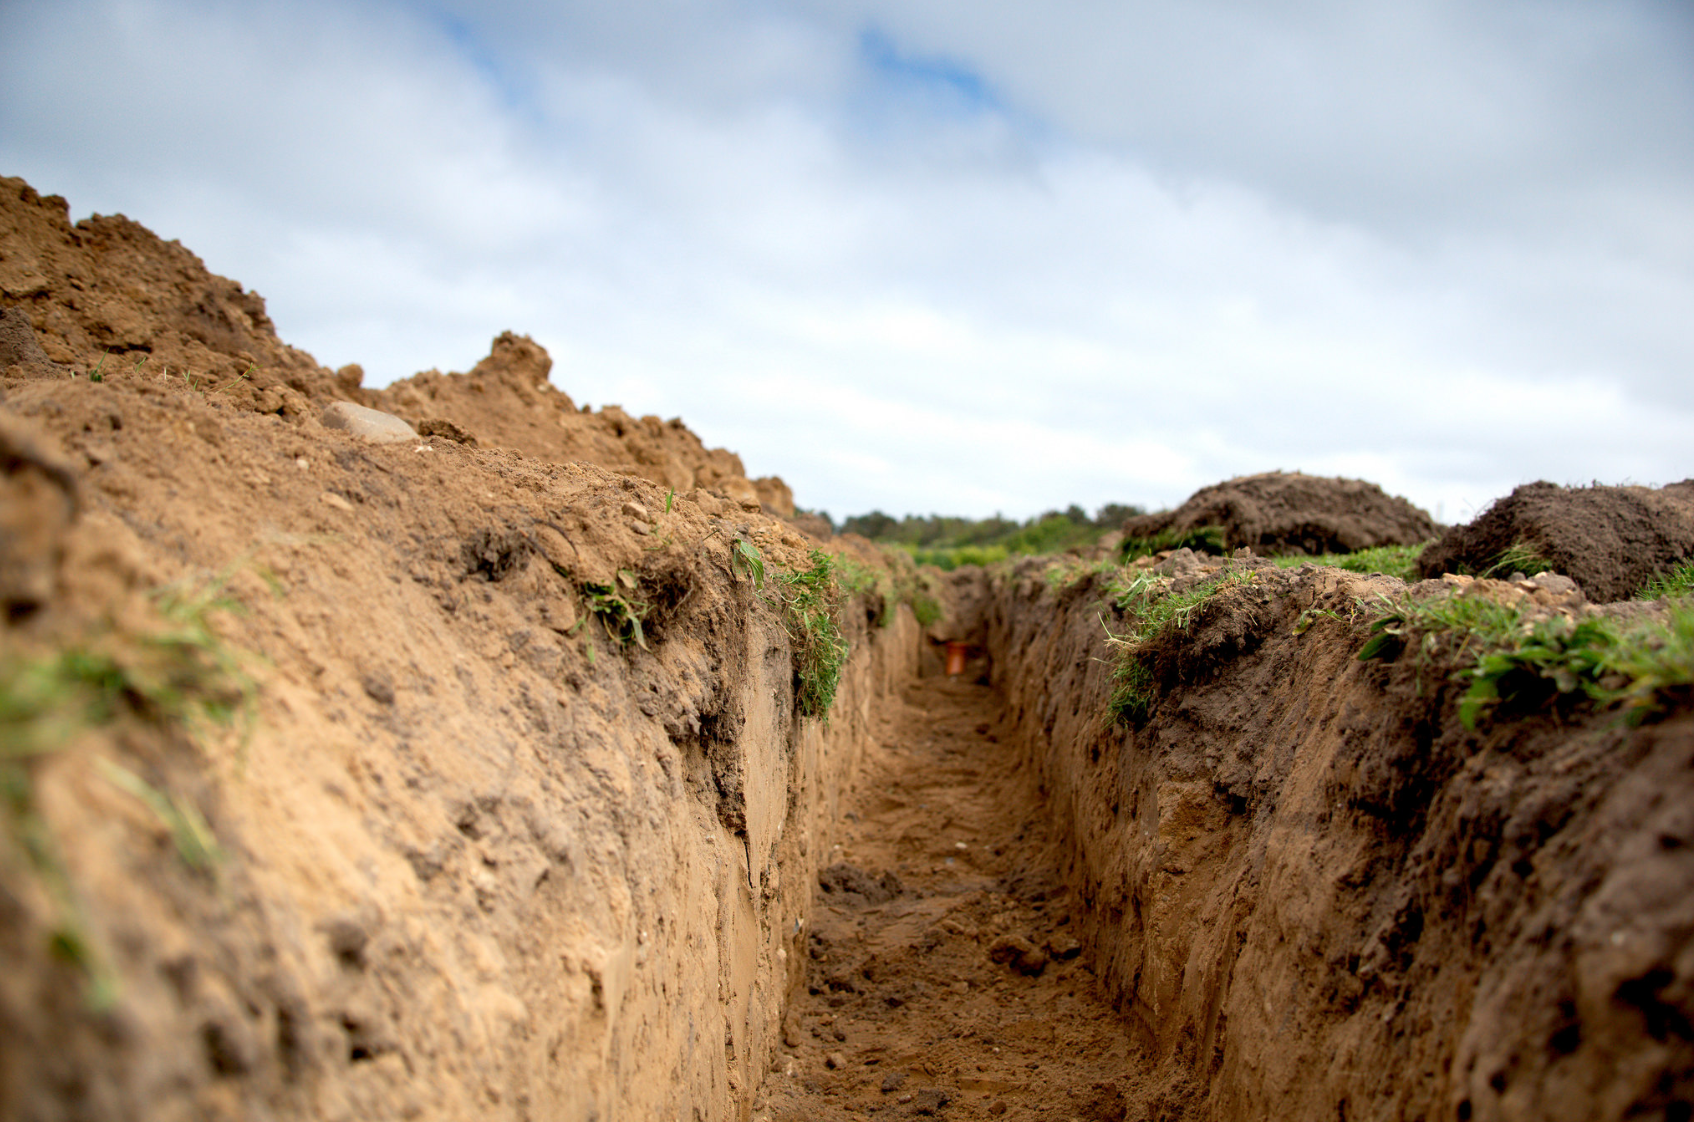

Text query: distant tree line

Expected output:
[807,503,1144,570]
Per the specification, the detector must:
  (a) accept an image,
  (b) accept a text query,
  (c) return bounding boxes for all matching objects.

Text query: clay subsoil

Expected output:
[3,174,1693,1122]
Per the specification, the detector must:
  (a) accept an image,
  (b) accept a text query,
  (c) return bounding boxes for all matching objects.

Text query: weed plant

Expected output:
[1358,591,1694,727]
[581,570,650,649]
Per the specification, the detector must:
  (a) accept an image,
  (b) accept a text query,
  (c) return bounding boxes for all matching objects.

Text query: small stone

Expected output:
[620,500,650,521]
[320,402,419,444]
[825,1051,848,1071]
[912,1087,950,1114]
[320,492,354,513]
[881,1072,908,1094]
[1048,933,1083,960]
[988,934,1048,977]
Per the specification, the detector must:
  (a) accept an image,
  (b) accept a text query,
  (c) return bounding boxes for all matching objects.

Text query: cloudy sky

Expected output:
[3,1,1691,523]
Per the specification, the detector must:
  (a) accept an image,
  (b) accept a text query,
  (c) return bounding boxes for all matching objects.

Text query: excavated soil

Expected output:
[1416,480,1694,602]
[1122,470,1437,556]
[4,174,1693,1122]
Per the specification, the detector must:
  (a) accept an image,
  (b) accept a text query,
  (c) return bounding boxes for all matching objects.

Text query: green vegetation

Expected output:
[1358,591,1694,728]
[1270,541,1431,583]
[770,550,852,720]
[1119,524,1225,563]
[831,549,944,630]
[841,503,1142,571]
[728,541,852,720]
[1479,541,1555,580]
[581,570,650,649]
[1,571,254,1006]
[1104,568,1257,725]
[1638,560,1694,601]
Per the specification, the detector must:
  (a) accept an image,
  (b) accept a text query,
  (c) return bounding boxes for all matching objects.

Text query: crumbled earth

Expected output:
[756,675,1135,1122]
[1416,479,1694,602]
[1122,470,1437,556]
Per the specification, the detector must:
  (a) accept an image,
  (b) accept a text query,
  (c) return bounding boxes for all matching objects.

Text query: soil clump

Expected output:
[1122,470,1436,556]
[1417,479,1694,602]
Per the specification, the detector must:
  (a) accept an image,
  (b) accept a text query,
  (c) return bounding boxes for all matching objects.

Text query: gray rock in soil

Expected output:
[321,401,419,444]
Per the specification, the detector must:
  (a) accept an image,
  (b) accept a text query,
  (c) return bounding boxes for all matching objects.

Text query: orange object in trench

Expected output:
[945,642,969,676]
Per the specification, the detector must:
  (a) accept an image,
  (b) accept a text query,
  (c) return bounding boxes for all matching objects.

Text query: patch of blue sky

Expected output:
[857,26,1002,117]
[425,6,541,123]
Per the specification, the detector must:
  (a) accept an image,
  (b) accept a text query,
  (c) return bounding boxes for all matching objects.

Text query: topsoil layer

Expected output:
[1122,470,1437,557]
[1417,480,1694,602]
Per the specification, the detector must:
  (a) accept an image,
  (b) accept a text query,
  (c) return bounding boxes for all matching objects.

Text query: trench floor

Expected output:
[754,674,1137,1122]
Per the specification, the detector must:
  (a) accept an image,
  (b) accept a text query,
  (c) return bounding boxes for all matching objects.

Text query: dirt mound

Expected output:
[0,175,795,515]
[0,176,342,407]
[1122,470,1437,556]
[1417,480,1694,602]
[371,332,795,513]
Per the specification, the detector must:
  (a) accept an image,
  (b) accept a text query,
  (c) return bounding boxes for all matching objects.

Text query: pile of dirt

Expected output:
[370,331,795,514]
[1416,480,1694,602]
[1122,470,1437,556]
[0,175,795,517]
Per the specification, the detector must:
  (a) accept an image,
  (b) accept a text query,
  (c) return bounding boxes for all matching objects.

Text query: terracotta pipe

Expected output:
[945,641,968,676]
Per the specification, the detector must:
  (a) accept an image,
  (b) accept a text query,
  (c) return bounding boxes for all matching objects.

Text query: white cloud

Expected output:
[2,0,1690,523]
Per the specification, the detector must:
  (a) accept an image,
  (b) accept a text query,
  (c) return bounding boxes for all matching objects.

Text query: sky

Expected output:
[2,0,1691,524]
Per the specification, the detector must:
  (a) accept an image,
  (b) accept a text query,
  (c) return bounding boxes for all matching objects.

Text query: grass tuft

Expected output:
[1102,567,1256,726]
[1270,541,1430,583]
[1120,525,1226,564]
[1479,540,1556,580]
[1,567,255,1006]
[1637,560,1694,602]
[771,550,851,720]
[1358,591,1694,728]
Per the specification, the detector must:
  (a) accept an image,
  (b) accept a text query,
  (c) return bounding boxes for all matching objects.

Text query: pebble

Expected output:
[825,1051,847,1070]
[320,401,419,444]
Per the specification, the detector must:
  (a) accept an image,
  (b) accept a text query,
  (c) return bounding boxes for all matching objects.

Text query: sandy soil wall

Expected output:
[981,562,1693,1122]
[0,373,918,1122]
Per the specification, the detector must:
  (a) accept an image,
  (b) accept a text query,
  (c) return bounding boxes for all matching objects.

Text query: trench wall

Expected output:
[981,562,1694,1122]
[0,379,922,1122]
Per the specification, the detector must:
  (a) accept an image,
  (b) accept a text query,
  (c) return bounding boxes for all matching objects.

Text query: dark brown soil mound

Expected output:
[1416,480,1694,602]
[1122,470,1437,557]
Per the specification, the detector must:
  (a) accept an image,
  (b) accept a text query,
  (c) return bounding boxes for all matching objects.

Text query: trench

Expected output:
[755,671,1135,1121]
